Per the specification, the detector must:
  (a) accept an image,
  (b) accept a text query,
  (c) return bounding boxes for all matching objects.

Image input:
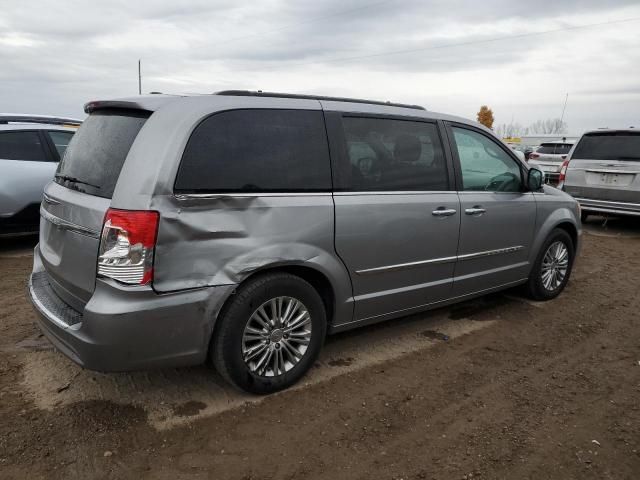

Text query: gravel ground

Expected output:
[1,217,639,479]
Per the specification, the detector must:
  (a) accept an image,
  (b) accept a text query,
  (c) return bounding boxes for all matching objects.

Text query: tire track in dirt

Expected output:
[20,312,499,430]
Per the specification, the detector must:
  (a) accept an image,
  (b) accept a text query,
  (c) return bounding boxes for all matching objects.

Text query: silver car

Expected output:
[528,140,574,185]
[562,129,640,219]
[0,115,80,235]
[28,92,581,394]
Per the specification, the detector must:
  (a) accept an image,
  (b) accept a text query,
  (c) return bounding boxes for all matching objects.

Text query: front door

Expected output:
[446,124,537,296]
[329,114,460,323]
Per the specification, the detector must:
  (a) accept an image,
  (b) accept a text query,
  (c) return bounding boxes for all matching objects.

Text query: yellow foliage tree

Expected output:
[477,105,494,129]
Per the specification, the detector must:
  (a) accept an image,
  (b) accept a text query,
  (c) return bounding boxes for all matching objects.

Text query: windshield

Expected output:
[572,132,640,161]
[55,109,150,198]
[536,143,573,154]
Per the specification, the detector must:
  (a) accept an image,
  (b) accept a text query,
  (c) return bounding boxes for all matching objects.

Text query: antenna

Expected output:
[138,59,142,95]
[559,93,568,125]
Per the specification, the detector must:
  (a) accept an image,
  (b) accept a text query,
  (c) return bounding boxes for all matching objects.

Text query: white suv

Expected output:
[0,115,81,235]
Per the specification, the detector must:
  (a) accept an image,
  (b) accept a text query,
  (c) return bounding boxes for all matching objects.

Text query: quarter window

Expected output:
[175,109,332,193]
[452,127,522,192]
[338,117,449,191]
[47,131,74,158]
[0,131,48,162]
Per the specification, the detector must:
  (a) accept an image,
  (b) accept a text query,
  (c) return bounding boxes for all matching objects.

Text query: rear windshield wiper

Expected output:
[54,174,100,189]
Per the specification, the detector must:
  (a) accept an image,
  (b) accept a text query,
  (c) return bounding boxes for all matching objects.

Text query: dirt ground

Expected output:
[1,217,639,480]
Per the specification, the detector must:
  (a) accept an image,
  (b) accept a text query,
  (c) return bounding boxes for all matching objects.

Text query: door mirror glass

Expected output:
[527,167,544,191]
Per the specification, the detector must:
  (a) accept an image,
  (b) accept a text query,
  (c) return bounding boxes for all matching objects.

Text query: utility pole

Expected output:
[138,59,142,95]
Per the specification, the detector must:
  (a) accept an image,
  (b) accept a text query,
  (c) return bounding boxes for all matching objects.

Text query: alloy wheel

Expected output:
[242,296,312,377]
[541,240,569,291]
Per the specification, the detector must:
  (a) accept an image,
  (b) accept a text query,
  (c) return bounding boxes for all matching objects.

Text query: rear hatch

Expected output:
[39,109,150,310]
[530,142,573,171]
[564,131,640,202]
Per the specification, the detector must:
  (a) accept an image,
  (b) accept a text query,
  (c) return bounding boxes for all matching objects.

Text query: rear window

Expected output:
[55,109,150,198]
[174,109,331,193]
[0,131,49,161]
[536,143,573,154]
[572,132,640,161]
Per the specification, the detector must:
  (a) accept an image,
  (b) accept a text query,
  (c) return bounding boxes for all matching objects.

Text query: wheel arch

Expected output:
[530,207,580,266]
[247,264,337,327]
[554,221,578,249]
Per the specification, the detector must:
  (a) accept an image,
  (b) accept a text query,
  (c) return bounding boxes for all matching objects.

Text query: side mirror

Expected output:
[527,167,544,191]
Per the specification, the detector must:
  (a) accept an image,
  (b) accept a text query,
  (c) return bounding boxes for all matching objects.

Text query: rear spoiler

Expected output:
[84,95,180,114]
[0,115,82,126]
[84,100,150,114]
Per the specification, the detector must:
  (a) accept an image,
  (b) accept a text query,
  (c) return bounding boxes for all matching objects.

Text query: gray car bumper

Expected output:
[575,197,640,217]
[28,250,235,372]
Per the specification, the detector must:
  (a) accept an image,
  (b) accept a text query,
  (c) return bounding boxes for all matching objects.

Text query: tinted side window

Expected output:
[47,131,74,158]
[338,117,448,191]
[537,143,572,154]
[452,127,522,192]
[0,131,48,162]
[175,109,331,193]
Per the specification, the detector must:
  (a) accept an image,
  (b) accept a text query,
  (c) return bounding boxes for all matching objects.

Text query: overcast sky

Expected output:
[1,0,639,133]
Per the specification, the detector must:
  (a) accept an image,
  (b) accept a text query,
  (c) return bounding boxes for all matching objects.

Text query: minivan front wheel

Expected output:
[525,228,575,301]
[211,272,326,394]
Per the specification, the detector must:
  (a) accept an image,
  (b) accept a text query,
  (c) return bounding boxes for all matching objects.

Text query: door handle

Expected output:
[432,208,457,217]
[465,207,486,216]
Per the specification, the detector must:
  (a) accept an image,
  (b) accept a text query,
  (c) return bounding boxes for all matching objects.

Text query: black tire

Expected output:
[525,228,575,301]
[211,272,326,394]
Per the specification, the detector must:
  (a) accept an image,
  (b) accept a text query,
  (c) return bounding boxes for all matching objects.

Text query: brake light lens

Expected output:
[97,209,159,285]
[557,159,570,189]
[529,153,539,159]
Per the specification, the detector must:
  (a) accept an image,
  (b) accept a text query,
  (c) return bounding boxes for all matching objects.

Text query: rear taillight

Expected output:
[529,153,539,159]
[97,209,159,285]
[557,159,570,189]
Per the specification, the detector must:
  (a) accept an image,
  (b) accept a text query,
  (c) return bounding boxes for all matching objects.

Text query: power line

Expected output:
[222,15,640,74]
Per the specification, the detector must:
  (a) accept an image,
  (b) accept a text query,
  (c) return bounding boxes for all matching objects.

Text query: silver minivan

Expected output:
[28,91,581,393]
[562,129,640,218]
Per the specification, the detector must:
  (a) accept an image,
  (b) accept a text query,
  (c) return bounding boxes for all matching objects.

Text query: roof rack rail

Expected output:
[0,114,82,126]
[214,90,426,111]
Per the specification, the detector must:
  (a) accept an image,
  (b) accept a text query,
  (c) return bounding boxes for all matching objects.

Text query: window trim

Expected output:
[328,112,455,192]
[444,121,529,193]
[172,108,333,194]
[0,129,55,163]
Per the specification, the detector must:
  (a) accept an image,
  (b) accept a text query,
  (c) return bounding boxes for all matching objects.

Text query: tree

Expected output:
[528,118,568,135]
[495,122,528,139]
[477,105,494,129]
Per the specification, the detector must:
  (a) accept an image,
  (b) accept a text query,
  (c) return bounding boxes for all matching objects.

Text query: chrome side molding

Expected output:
[356,256,458,275]
[457,245,524,261]
[356,246,524,275]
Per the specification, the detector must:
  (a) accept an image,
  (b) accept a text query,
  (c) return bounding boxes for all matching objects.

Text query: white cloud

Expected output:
[1,0,639,132]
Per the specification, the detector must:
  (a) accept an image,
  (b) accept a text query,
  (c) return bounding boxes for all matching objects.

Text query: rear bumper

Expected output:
[28,246,235,371]
[575,197,640,217]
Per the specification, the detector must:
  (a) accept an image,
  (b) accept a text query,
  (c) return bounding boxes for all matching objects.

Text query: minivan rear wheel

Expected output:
[211,272,326,394]
[525,228,575,301]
